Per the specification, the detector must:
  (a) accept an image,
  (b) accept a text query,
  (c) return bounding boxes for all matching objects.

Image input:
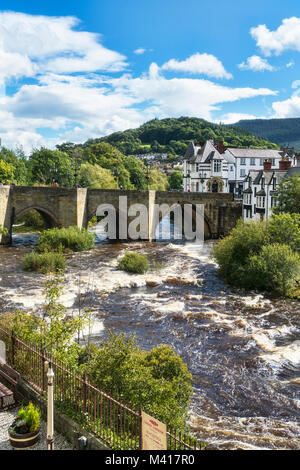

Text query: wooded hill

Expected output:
[80,117,279,156]
[233,117,300,151]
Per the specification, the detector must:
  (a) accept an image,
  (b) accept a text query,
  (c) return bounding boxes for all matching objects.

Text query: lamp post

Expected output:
[112,169,120,188]
[47,364,55,450]
[144,164,150,190]
[71,151,81,188]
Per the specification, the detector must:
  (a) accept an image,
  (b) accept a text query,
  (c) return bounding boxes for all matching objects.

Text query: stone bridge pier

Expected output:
[0,186,242,244]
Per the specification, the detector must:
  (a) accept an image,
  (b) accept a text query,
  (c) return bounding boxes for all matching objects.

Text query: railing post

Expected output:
[83,373,88,411]
[11,330,15,367]
[139,406,143,450]
[42,348,47,393]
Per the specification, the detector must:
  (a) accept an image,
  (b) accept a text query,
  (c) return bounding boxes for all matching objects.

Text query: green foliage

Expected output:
[37,226,94,253]
[247,244,300,295]
[118,252,149,274]
[83,332,193,429]
[22,251,66,274]
[84,117,279,156]
[273,176,300,214]
[0,146,29,185]
[233,117,300,148]
[212,216,300,296]
[168,170,183,190]
[211,220,268,285]
[78,162,117,188]
[28,147,74,187]
[0,275,86,363]
[15,209,47,232]
[11,402,40,434]
[268,213,300,253]
[0,159,15,184]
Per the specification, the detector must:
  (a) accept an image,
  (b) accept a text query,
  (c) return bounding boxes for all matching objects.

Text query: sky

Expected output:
[1,0,300,152]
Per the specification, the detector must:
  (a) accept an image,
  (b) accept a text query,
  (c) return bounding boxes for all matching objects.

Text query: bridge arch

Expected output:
[12,205,60,229]
[152,201,212,241]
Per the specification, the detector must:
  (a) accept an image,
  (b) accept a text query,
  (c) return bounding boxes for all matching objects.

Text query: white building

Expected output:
[183,139,295,196]
[242,158,300,221]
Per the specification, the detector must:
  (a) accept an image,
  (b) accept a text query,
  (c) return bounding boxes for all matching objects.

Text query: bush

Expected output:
[118,252,149,274]
[212,220,268,285]
[22,251,66,274]
[267,213,300,254]
[83,332,193,429]
[247,243,300,295]
[37,226,94,253]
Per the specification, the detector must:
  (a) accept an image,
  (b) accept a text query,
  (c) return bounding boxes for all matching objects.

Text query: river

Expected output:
[0,230,299,450]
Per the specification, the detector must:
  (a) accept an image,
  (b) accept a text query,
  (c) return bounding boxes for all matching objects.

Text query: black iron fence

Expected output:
[0,327,202,450]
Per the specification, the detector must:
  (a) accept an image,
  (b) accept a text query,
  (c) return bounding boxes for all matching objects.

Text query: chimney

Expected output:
[209,136,214,145]
[216,141,226,154]
[279,157,292,170]
[263,159,272,170]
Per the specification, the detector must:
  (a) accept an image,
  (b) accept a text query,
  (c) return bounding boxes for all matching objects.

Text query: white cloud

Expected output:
[134,48,146,55]
[110,64,276,120]
[238,55,275,72]
[272,88,300,118]
[251,17,300,56]
[0,12,280,152]
[0,11,127,79]
[286,60,295,68]
[219,113,267,124]
[161,53,233,79]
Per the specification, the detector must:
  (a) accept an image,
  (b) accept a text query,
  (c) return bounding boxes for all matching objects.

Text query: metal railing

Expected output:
[0,327,202,450]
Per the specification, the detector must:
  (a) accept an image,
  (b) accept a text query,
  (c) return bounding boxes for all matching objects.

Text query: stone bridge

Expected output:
[0,186,242,244]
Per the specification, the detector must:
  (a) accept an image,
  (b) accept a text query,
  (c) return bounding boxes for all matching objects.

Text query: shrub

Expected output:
[22,251,66,274]
[83,332,193,429]
[37,226,94,253]
[118,252,149,274]
[267,213,300,254]
[212,219,268,285]
[247,243,300,295]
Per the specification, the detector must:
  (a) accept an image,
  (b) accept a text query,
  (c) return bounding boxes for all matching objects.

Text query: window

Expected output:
[230,165,234,171]
[250,158,256,166]
[213,160,222,173]
[240,169,246,177]
[240,158,246,165]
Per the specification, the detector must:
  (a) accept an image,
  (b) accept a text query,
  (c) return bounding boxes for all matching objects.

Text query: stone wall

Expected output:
[0,187,242,244]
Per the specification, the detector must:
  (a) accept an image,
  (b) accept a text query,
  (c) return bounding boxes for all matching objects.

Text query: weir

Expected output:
[0,186,242,244]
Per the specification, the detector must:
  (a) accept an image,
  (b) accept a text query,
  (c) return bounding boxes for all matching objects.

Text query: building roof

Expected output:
[227,148,285,159]
[286,167,300,177]
[247,169,291,186]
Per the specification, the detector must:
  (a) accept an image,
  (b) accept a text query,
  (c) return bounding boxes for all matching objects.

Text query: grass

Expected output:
[22,251,66,274]
[37,226,95,253]
[118,252,149,274]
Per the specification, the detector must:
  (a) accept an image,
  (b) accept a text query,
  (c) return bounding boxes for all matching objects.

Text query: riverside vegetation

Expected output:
[22,226,95,274]
[0,274,193,431]
[212,177,300,298]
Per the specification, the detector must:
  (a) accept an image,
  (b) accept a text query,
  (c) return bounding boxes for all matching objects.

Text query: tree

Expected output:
[247,243,300,295]
[78,162,117,189]
[0,159,15,184]
[273,176,300,214]
[123,156,147,189]
[168,170,183,190]
[83,332,193,429]
[28,148,74,187]
[267,213,300,253]
[0,146,29,185]
[148,168,169,191]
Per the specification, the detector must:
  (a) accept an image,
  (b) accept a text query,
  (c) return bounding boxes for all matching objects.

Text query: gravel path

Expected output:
[0,407,73,450]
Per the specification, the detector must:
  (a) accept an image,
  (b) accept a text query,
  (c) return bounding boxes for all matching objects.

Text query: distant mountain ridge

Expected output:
[233,118,300,151]
[81,117,279,157]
